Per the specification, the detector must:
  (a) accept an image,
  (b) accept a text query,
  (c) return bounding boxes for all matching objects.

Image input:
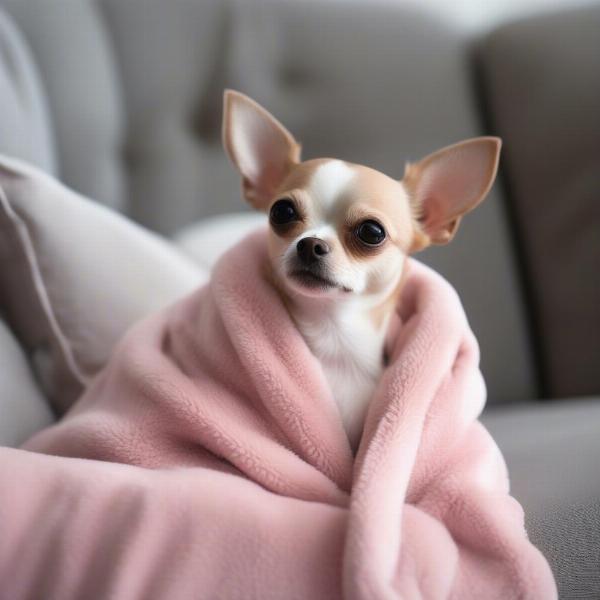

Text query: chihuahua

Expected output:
[223,90,500,451]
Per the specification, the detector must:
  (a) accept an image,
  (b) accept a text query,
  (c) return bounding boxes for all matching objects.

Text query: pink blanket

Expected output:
[3,229,555,599]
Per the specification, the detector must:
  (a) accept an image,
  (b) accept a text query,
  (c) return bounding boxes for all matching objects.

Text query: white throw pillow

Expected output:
[0,156,207,414]
[175,212,267,270]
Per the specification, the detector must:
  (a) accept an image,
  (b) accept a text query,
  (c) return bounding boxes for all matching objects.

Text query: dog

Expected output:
[223,90,501,451]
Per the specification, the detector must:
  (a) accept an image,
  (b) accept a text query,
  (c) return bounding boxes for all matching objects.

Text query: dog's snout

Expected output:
[297,237,331,263]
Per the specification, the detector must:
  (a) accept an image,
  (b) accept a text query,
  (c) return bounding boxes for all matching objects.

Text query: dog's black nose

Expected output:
[297,237,331,263]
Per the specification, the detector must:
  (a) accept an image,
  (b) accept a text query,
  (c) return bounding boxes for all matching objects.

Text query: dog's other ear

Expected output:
[222,90,301,210]
[403,137,501,245]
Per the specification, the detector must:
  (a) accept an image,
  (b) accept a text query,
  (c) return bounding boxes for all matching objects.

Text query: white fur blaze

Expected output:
[309,160,355,212]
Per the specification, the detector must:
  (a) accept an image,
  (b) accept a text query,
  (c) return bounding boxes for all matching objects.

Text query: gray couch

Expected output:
[0,1,598,597]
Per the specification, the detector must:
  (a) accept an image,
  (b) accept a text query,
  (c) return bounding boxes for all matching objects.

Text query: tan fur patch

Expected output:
[275,159,418,251]
[274,158,335,198]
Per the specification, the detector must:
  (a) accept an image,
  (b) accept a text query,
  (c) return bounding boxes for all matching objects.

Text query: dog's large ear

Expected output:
[222,90,301,210]
[403,137,501,245]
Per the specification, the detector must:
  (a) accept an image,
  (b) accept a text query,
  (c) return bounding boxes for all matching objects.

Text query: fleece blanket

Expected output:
[3,229,555,599]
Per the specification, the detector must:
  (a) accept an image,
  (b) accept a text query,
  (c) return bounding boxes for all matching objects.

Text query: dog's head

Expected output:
[223,90,501,304]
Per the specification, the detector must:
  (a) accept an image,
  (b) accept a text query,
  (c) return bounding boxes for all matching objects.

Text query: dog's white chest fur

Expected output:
[295,307,386,450]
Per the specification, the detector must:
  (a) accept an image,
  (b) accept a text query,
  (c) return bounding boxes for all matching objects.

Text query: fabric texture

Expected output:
[0,156,206,414]
[478,5,600,398]
[483,398,600,599]
[18,230,556,599]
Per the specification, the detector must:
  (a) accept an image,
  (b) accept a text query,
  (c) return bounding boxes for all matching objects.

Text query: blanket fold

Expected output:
[4,229,555,599]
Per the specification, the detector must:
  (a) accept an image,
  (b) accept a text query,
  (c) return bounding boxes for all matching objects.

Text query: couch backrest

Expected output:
[0,0,537,403]
[478,5,600,399]
[0,5,54,175]
[1,0,125,211]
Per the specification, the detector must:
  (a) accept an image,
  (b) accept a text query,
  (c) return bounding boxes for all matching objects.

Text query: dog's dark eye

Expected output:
[356,220,386,246]
[270,199,298,225]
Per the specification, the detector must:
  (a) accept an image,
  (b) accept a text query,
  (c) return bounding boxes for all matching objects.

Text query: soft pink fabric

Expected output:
[3,229,555,599]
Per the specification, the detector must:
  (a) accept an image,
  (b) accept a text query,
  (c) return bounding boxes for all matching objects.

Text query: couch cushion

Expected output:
[482,398,600,598]
[98,0,227,229]
[0,156,207,414]
[478,6,600,398]
[2,0,125,211]
[0,8,55,173]
[0,318,54,447]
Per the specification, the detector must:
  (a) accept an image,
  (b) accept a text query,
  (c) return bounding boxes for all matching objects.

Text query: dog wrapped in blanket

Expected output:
[14,91,556,600]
